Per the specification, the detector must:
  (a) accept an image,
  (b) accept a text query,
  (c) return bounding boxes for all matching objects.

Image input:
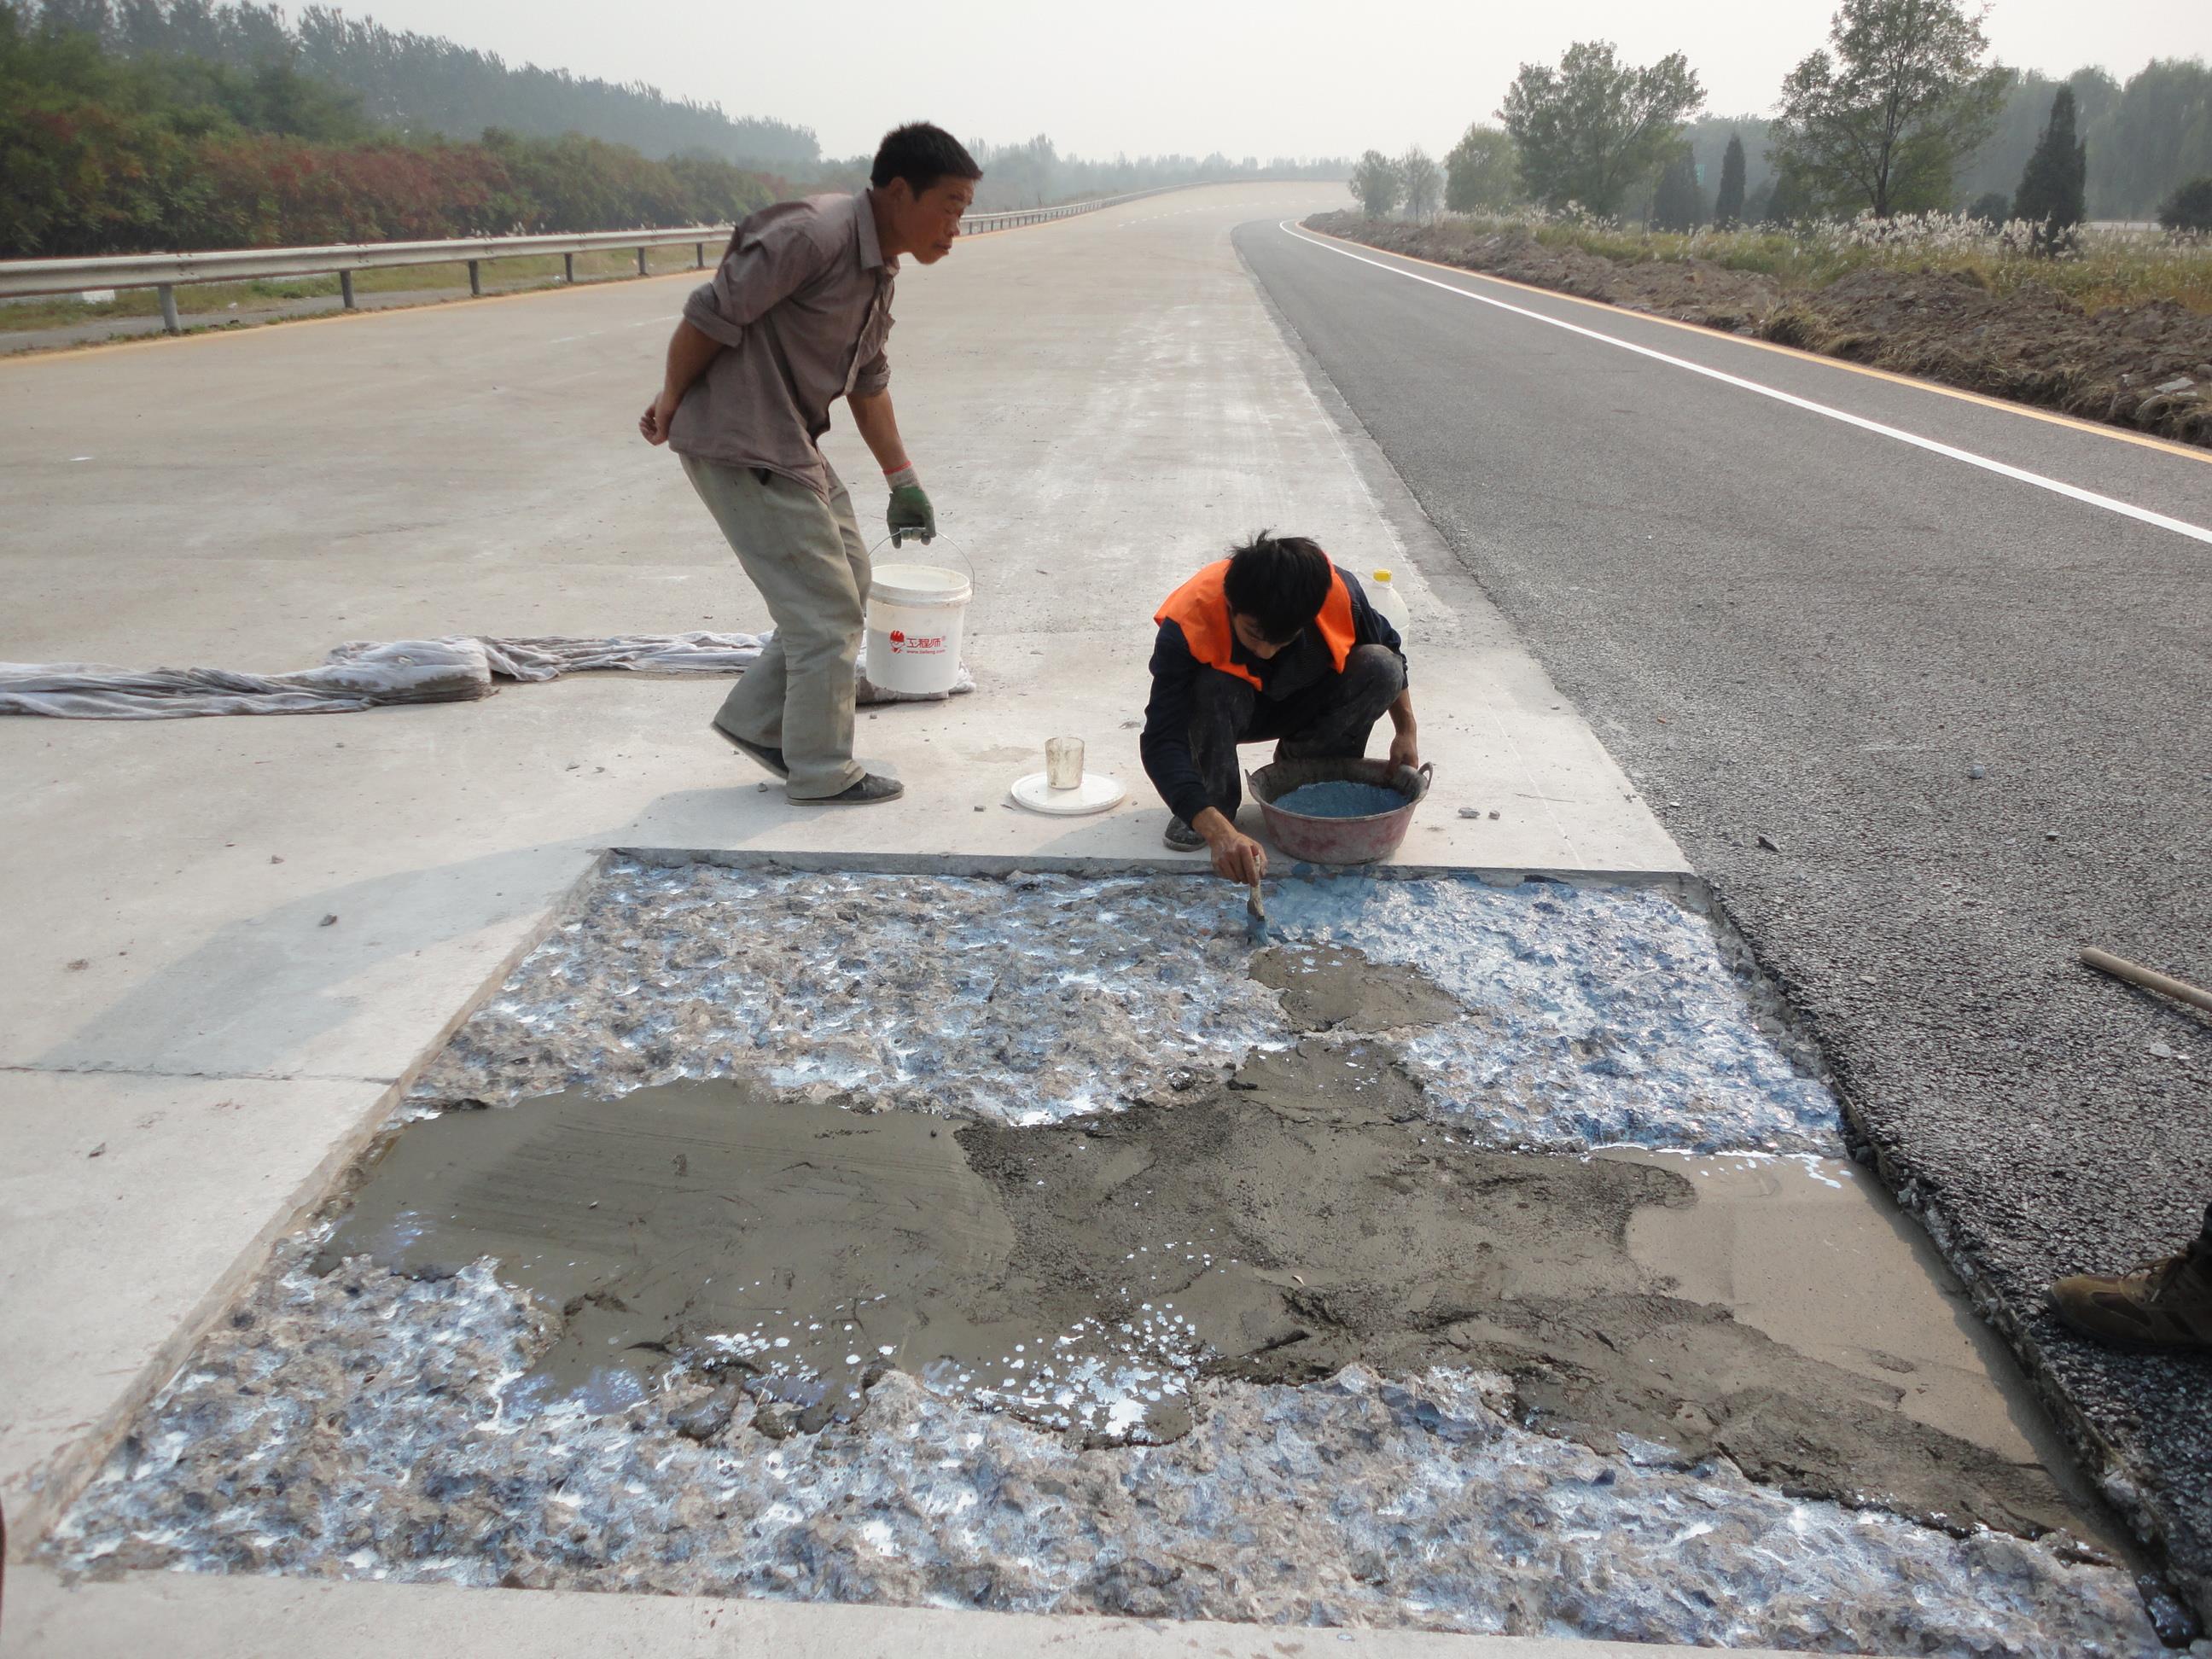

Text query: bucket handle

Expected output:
[869,530,975,589]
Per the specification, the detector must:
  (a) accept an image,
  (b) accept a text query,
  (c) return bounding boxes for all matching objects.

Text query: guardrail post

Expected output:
[157,283,179,335]
[563,253,575,285]
[339,270,356,311]
[469,259,481,297]
[696,242,705,268]
[637,247,648,276]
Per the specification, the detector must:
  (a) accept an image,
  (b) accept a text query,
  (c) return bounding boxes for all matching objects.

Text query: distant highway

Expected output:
[1240,215,2212,1607]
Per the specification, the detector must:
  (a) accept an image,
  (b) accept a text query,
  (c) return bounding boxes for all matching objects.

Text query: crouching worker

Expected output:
[1142,532,1416,882]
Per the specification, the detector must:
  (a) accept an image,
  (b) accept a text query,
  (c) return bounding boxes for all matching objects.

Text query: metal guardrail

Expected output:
[0,226,728,332]
[957,184,1185,234]
[0,184,1193,334]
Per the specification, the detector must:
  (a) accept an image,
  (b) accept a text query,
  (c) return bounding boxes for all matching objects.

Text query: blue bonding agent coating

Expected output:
[1270,781,1408,818]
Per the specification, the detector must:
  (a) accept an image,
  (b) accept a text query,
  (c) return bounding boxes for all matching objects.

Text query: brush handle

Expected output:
[2081,946,2212,1014]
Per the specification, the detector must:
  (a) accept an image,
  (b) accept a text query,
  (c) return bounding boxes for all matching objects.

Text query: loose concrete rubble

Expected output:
[45,864,2186,1655]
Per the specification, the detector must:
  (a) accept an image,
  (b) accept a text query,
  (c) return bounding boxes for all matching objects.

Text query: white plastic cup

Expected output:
[1046,736,1084,790]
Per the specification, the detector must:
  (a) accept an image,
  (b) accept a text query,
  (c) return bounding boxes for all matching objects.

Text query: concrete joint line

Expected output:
[1235,242,1602,870]
[615,846,1704,894]
[0,1062,394,1086]
[1279,223,2212,550]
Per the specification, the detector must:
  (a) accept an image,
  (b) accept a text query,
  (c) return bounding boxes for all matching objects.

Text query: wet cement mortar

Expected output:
[50,865,2186,1654]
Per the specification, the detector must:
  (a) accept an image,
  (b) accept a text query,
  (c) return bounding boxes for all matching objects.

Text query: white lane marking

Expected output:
[1278,221,2212,547]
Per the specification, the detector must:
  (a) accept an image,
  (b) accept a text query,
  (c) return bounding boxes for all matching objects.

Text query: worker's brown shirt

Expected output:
[669,189,897,498]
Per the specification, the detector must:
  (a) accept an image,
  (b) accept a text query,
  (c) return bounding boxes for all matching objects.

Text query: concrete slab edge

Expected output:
[1233,236,1504,641]
[5,849,620,1559]
[1846,1116,2207,1628]
[5,1561,1906,1658]
[614,844,1703,891]
[1678,869,2197,1623]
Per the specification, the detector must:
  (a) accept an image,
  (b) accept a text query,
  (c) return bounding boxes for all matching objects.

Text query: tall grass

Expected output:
[1434,208,2212,315]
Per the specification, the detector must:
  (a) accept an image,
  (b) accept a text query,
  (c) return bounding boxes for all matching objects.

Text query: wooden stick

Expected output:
[2081,947,2212,1016]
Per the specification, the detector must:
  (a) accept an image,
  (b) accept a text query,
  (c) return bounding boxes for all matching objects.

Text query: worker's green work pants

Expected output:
[681,455,869,800]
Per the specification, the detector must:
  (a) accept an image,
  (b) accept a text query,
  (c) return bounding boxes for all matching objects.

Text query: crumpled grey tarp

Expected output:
[0,632,973,719]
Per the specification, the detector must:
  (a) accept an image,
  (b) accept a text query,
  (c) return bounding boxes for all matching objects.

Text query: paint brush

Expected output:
[1245,878,1268,945]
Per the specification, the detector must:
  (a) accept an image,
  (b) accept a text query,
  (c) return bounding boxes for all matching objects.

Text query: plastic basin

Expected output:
[1247,757,1434,865]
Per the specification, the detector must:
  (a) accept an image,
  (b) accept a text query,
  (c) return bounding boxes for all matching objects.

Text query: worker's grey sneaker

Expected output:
[711,721,788,779]
[1162,817,1206,852]
[2049,1237,2212,1353]
[804,772,905,806]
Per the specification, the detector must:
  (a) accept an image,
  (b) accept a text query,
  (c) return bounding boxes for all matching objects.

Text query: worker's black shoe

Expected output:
[1162,817,1206,852]
[711,721,788,779]
[806,772,905,806]
[2049,1236,2212,1353]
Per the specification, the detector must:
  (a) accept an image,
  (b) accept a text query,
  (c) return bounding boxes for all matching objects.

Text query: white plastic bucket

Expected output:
[864,562,972,696]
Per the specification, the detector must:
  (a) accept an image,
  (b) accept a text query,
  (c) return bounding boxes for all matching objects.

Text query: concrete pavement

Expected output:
[2,184,1703,1652]
[1237,212,2212,1627]
[5,1563,1838,1659]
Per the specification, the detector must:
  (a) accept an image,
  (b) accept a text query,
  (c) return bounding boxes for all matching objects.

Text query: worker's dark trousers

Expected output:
[1187,643,1405,822]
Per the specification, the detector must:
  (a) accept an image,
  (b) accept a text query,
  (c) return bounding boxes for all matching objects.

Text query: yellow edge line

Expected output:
[1301,222,2212,468]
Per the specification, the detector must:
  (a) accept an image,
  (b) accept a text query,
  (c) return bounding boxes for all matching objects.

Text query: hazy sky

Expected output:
[349,0,2211,161]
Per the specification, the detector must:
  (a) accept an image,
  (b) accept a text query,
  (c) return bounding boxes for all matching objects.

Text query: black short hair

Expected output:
[870,123,982,195]
[1223,532,1333,645]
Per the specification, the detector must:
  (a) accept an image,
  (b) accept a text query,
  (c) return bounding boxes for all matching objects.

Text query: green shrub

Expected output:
[2161,176,2212,232]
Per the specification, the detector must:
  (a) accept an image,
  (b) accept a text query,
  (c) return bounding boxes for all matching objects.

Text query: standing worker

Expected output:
[640,123,981,805]
[1142,532,1417,882]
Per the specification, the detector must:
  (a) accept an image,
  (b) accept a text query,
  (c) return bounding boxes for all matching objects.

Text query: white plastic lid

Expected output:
[871,562,973,607]
[1010,771,1126,816]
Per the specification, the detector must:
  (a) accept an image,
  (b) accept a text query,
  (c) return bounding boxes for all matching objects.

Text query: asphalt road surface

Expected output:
[1238,216,2212,1627]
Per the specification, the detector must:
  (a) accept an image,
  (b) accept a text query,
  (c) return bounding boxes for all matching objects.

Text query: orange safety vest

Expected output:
[1155,560,1358,692]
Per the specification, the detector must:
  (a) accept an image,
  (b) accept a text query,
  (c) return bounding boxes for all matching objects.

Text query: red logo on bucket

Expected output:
[888,630,905,653]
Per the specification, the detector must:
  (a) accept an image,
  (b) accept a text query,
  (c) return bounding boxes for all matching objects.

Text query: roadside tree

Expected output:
[1400,146,1441,220]
[1772,0,2007,218]
[1446,124,1520,212]
[2161,177,2212,232]
[1350,148,1402,218]
[1650,147,1702,230]
[2012,86,2087,230]
[1967,189,2009,224]
[1762,164,1814,224]
[1713,132,1746,226]
[1500,40,1704,216]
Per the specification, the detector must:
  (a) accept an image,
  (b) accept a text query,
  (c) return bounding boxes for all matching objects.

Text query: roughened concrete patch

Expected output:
[411,860,1842,1153]
[409,865,1288,1126]
[49,1253,2168,1659]
[49,865,2169,1654]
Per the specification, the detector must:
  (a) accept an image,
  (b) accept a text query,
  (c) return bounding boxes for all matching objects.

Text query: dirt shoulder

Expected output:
[1307,212,2212,449]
